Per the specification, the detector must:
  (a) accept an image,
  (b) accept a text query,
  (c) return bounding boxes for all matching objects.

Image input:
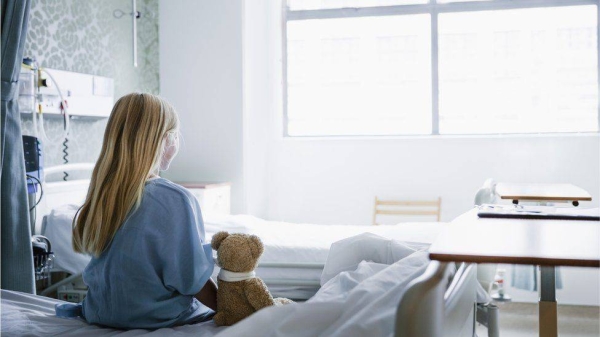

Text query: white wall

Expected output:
[242,0,272,219]
[266,135,600,224]
[160,0,245,213]
[161,0,600,305]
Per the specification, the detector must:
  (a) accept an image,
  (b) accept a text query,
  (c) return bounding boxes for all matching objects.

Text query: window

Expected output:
[288,0,428,11]
[284,0,599,136]
[287,15,431,136]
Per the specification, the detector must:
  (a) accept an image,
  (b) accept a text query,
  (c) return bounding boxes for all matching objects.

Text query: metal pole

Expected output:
[539,266,558,337]
[132,0,138,67]
[487,303,500,337]
[28,193,36,234]
[430,0,440,135]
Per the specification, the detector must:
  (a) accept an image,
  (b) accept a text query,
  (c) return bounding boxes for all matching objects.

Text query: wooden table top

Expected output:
[429,209,600,267]
[496,183,592,202]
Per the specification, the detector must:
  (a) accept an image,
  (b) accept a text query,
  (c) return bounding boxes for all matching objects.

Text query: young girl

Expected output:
[72,93,217,329]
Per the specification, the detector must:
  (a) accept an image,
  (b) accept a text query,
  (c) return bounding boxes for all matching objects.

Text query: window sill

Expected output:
[281,132,600,141]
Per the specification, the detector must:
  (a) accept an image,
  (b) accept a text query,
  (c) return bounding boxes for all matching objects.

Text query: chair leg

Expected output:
[372,196,378,226]
[437,197,442,222]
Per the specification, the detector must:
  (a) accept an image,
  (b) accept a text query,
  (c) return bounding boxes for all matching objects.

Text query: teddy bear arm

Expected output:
[244,279,275,311]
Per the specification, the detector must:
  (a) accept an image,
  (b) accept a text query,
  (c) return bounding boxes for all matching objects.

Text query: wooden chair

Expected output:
[372,197,441,225]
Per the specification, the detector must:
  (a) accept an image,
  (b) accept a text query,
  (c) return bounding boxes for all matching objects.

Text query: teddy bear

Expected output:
[211,231,294,326]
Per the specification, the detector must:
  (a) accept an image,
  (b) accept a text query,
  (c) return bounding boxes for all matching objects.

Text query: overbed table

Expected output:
[495,182,592,206]
[429,209,600,337]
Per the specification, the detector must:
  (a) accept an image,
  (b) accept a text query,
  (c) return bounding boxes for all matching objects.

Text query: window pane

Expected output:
[287,15,432,136]
[439,6,598,134]
[288,0,427,11]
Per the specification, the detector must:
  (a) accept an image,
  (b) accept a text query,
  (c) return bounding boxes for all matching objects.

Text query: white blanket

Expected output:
[1,234,432,337]
[216,233,430,337]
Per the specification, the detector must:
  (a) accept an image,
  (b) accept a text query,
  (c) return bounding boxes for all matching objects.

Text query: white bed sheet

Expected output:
[0,290,225,337]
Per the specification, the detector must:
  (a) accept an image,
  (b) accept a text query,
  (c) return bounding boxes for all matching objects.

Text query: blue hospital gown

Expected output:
[81,178,215,329]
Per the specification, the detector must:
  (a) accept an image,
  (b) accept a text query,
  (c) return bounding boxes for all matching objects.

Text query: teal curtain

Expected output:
[1,0,34,293]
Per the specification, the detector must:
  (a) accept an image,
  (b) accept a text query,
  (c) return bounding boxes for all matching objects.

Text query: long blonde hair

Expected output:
[73,93,179,256]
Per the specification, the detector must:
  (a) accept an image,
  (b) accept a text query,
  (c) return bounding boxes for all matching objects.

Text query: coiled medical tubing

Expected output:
[22,63,71,180]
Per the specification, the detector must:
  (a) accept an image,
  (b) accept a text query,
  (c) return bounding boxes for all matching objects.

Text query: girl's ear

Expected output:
[248,235,264,258]
[211,231,229,250]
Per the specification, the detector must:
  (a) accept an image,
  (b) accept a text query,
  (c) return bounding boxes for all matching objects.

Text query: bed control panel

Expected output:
[57,288,87,303]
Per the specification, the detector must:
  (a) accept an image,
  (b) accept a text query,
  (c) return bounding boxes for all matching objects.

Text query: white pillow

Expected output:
[320,232,418,286]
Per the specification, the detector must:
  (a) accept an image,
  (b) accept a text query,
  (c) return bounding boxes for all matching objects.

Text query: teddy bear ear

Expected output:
[248,235,264,258]
[211,231,230,250]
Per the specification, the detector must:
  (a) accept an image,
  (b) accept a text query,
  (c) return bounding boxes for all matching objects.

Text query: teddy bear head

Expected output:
[211,231,264,273]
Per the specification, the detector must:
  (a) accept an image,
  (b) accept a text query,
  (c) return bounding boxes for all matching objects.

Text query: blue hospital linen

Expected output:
[81,178,215,329]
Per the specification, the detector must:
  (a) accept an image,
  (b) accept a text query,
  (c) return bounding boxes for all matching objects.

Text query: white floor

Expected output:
[476,303,600,337]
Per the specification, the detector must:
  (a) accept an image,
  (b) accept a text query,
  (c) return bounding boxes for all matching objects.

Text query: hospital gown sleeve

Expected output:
[158,195,214,296]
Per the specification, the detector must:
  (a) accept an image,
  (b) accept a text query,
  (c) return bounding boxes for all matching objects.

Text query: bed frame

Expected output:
[258,262,323,287]
[396,261,499,337]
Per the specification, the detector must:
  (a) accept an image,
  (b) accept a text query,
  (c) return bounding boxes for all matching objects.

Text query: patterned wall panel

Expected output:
[21,0,159,173]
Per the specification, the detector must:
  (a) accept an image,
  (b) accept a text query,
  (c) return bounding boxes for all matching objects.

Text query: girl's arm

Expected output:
[195,278,218,311]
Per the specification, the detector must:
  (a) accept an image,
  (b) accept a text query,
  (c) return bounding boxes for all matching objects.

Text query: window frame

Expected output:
[282,0,600,137]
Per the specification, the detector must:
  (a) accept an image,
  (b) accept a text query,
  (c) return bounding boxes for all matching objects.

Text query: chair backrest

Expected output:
[373,197,442,225]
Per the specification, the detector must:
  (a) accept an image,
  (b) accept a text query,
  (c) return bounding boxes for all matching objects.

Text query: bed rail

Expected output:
[396,261,477,337]
[444,262,478,336]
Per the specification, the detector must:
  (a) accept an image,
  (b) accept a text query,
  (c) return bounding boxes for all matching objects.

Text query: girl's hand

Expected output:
[195,278,218,311]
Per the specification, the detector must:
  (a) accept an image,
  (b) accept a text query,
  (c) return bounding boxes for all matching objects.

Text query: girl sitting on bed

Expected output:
[72,93,217,329]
